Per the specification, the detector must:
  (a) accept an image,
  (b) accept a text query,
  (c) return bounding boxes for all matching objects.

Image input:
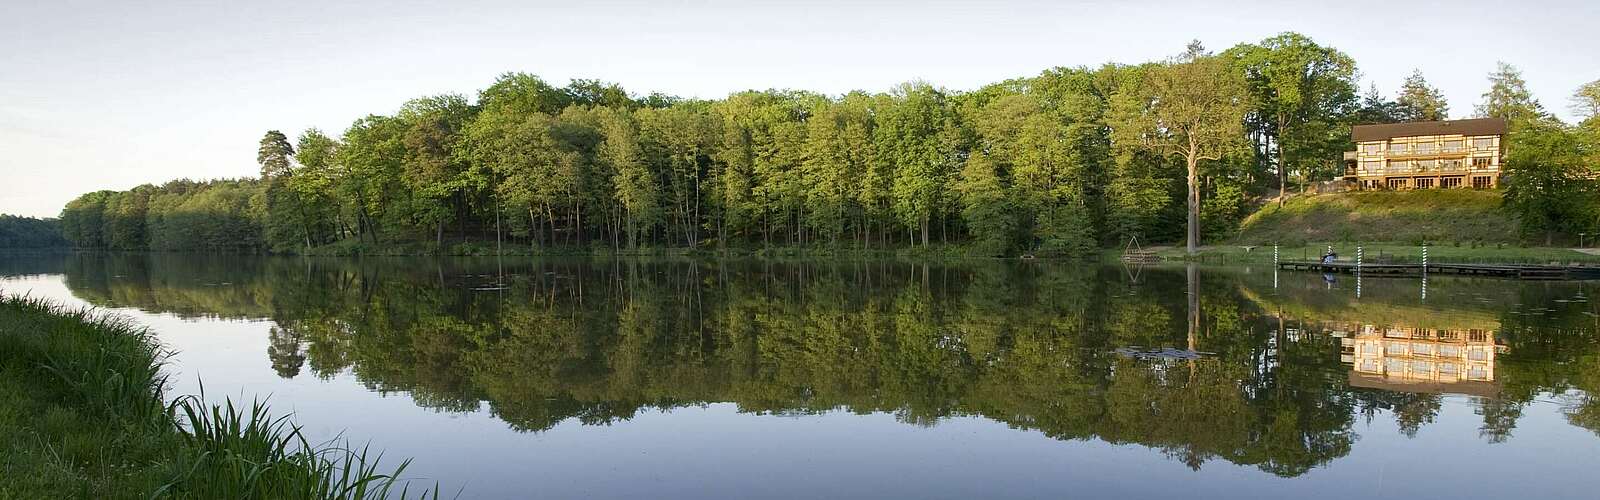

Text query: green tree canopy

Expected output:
[1396,70,1450,121]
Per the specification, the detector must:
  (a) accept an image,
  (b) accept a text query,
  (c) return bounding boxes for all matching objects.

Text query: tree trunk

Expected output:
[1277,114,1288,207]
[920,215,930,248]
[1187,154,1201,255]
[530,207,540,248]
[626,212,636,250]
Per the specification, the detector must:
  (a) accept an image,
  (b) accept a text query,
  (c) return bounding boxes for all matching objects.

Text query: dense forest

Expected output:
[52,255,1600,474]
[55,33,1600,256]
[0,215,68,249]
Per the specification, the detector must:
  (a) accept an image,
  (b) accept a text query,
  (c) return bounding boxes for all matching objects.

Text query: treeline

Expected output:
[0,215,68,248]
[60,179,263,251]
[58,33,1600,254]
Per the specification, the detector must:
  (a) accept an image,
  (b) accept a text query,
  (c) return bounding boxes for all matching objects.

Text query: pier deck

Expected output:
[1276,261,1600,280]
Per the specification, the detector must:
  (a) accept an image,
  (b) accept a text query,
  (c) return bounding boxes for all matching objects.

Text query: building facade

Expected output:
[1343,118,1507,190]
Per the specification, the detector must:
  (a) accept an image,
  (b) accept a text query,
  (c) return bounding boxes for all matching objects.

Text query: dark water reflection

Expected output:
[4,254,1599,498]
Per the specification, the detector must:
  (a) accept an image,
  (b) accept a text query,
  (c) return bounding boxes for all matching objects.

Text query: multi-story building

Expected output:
[1343,118,1507,190]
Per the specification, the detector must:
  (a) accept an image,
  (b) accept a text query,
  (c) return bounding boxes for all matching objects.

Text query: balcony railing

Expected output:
[1381,151,1470,160]
[1354,165,1496,176]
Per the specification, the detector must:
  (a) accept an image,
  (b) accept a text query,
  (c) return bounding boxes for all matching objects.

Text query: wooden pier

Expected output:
[1277,261,1600,280]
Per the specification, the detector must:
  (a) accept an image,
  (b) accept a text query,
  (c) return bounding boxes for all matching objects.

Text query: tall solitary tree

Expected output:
[1395,70,1450,121]
[258,130,295,178]
[1116,46,1249,255]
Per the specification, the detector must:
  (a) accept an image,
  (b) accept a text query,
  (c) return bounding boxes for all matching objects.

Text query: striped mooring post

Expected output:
[1356,246,1363,298]
[1273,244,1279,264]
[1427,243,1440,301]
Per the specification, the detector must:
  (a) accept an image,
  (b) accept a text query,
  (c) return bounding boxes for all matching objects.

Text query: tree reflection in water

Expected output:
[55,254,1600,477]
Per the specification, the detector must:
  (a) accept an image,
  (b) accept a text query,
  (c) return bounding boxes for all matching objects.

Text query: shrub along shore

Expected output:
[0,294,434,499]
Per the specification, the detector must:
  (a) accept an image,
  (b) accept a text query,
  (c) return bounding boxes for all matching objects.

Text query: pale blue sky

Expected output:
[3,0,1596,217]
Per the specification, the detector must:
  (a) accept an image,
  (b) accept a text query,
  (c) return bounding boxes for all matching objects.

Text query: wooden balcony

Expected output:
[1352,165,1498,177]
[1382,150,1471,160]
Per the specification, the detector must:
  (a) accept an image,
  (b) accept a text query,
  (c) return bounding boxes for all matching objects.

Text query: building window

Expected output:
[1361,143,1383,154]
[1386,358,1406,373]
[1441,140,1464,152]
[1414,142,1436,154]
[1472,157,1492,169]
[1439,363,1459,375]
[1440,159,1464,170]
[1415,159,1436,172]
[1440,177,1463,188]
[1390,141,1410,154]
[1472,176,1493,189]
[1439,345,1461,358]
[1416,178,1436,189]
[1473,137,1495,150]
[1390,160,1411,172]
[1362,160,1383,173]
[1387,178,1409,189]
[1469,348,1488,361]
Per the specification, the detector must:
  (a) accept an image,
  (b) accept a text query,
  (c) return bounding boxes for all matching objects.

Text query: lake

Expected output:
[2,254,1598,499]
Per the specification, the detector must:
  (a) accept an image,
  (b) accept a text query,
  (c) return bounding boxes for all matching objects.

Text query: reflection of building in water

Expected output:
[1331,323,1507,396]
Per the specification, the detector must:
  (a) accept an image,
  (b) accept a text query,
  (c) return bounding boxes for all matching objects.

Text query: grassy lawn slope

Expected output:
[1234,190,1518,245]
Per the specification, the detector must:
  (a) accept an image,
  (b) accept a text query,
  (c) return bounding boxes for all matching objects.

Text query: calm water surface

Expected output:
[2,254,1598,499]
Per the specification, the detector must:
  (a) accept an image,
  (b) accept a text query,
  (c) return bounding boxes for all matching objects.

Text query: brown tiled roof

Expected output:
[1352,118,1507,142]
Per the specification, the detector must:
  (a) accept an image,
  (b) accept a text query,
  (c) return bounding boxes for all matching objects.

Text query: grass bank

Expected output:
[0,294,434,499]
[1233,189,1519,246]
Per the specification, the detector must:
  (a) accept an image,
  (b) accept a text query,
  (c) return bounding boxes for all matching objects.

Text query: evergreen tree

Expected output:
[1395,70,1450,121]
[1354,85,1403,124]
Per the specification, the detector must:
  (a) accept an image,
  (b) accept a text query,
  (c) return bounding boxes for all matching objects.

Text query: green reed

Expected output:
[0,293,439,499]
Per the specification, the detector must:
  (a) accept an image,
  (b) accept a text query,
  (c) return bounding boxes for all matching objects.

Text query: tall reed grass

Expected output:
[0,293,439,499]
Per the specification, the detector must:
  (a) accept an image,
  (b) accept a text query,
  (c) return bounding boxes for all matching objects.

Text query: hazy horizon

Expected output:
[4,0,1597,218]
